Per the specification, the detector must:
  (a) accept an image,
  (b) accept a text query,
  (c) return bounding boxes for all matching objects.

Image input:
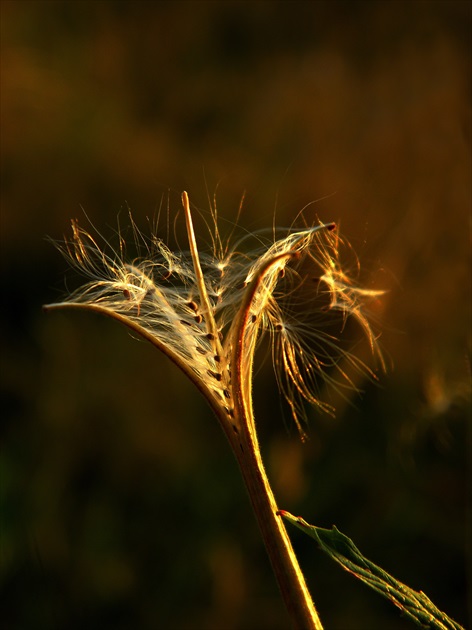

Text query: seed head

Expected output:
[46,193,384,440]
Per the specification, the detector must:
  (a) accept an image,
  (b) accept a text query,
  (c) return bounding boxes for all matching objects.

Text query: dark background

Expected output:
[1,2,470,629]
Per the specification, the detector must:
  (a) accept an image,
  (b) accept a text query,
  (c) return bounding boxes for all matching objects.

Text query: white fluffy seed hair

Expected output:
[49,193,384,438]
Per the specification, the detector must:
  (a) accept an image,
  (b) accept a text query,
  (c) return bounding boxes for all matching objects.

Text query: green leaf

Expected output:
[277,510,464,630]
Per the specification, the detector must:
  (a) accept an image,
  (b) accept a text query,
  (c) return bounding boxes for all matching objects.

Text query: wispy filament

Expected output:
[46,193,384,436]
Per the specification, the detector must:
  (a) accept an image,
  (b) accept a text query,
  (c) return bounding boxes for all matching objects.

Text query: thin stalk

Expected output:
[225,249,324,630]
[182,191,221,349]
[235,411,323,630]
[206,390,322,630]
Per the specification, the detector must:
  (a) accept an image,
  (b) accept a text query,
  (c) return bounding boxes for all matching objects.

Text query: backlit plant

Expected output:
[45,192,461,630]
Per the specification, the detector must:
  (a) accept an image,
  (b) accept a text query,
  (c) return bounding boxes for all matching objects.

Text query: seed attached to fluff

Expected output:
[208,370,222,382]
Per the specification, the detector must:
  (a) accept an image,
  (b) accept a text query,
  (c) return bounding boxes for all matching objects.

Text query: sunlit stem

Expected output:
[233,407,324,630]
[231,250,297,434]
[225,250,324,630]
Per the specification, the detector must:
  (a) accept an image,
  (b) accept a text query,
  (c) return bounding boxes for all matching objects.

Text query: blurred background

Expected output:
[1,2,470,629]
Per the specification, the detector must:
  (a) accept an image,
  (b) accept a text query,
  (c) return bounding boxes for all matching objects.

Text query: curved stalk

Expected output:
[225,251,324,630]
[233,406,323,630]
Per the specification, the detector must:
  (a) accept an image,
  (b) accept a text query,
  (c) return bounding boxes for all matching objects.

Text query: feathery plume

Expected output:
[45,192,383,440]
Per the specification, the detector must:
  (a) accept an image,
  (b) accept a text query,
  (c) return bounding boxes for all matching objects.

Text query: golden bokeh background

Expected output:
[1,2,470,629]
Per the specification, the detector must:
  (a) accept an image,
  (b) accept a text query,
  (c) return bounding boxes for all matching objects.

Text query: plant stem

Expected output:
[213,232,325,629]
[211,394,322,628]
[232,419,324,630]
